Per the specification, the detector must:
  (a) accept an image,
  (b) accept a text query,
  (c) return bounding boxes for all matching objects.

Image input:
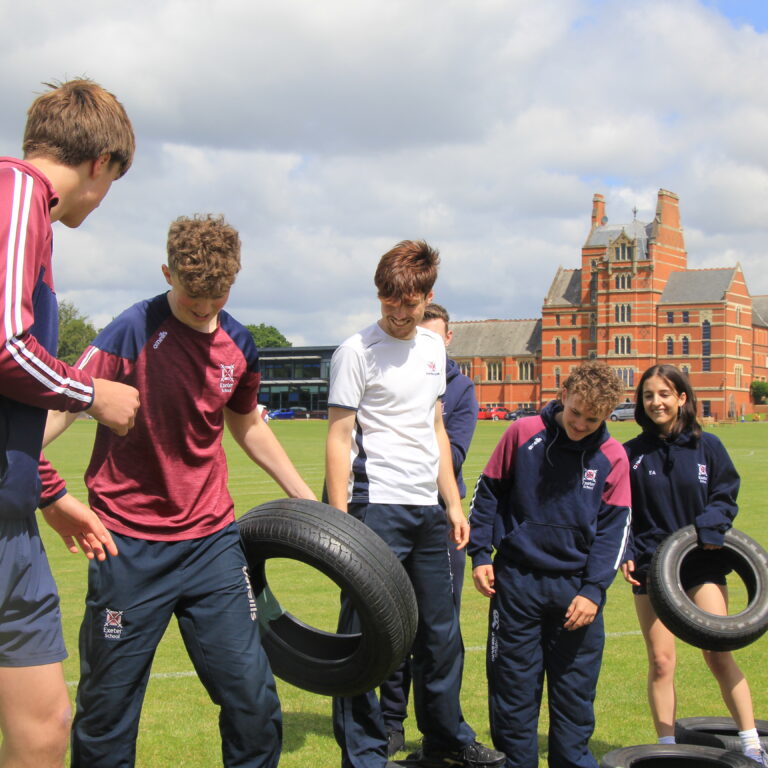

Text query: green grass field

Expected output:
[39,419,768,767]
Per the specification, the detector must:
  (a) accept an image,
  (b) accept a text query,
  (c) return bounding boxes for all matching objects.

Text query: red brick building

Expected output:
[449,189,768,420]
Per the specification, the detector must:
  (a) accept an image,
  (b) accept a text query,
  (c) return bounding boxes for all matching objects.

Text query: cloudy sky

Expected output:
[1,0,766,345]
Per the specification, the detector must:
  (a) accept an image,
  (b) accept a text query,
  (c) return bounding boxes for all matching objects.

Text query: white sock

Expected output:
[739,728,760,753]
[658,736,676,745]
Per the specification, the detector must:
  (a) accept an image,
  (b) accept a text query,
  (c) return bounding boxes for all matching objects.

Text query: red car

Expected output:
[478,406,513,421]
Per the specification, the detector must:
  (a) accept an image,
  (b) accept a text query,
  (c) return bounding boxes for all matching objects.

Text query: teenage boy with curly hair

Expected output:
[41,214,315,767]
[469,360,632,768]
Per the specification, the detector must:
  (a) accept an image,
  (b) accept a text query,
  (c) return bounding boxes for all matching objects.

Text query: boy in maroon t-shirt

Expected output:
[42,214,315,767]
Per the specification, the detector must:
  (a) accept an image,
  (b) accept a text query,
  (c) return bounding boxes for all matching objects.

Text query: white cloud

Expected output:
[2,0,767,347]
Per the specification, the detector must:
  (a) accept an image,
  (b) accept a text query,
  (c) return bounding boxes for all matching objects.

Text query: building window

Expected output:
[519,360,534,380]
[614,243,634,261]
[735,365,742,389]
[667,311,674,323]
[615,367,635,387]
[555,314,560,326]
[702,358,711,372]
[702,320,711,360]
[571,314,577,325]
[486,361,502,381]
[615,303,631,323]
[458,361,471,377]
[682,336,689,356]
[571,338,577,356]
[555,367,561,389]
[681,365,689,375]
[589,314,597,342]
[702,319,711,339]
[615,273,633,290]
[614,335,632,355]
[682,311,689,323]
[555,338,561,357]
[736,306,741,326]
[702,400,711,417]
[589,272,597,305]
[735,336,741,357]
[666,337,674,355]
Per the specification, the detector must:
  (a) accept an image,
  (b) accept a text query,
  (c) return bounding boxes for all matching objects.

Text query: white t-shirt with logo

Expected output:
[328,322,446,505]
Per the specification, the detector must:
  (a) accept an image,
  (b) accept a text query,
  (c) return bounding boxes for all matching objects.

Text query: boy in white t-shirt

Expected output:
[325,240,504,768]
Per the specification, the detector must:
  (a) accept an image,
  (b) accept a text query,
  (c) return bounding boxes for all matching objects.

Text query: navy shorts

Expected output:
[631,548,730,596]
[0,515,66,667]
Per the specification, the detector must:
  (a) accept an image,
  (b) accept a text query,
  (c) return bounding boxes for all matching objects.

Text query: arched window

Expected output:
[555,338,561,357]
[702,320,711,358]
[571,338,577,356]
[589,314,597,342]
[486,361,502,381]
[458,361,471,377]
[555,367,561,389]
[682,337,689,356]
[666,337,674,355]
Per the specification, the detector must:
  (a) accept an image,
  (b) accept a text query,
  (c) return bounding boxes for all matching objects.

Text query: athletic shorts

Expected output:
[0,515,66,666]
[631,548,730,596]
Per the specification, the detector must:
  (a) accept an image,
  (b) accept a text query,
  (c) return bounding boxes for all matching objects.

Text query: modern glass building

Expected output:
[257,346,336,414]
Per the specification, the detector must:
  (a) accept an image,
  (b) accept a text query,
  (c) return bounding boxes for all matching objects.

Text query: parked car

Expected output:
[505,407,538,421]
[478,406,513,421]
[609,402,636,421]
[268,408,295,420]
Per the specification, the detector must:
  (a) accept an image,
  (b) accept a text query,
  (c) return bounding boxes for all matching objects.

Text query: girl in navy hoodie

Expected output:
[622,364,765,764]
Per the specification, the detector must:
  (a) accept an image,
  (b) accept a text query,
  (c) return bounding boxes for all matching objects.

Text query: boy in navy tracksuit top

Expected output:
[469,361,632,768]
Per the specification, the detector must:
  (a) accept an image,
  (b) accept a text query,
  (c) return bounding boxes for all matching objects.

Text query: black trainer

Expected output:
[415,740,506,768]
[388,729,406,757]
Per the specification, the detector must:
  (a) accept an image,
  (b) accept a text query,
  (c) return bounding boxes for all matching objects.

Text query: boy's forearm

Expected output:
[226,409,315,500]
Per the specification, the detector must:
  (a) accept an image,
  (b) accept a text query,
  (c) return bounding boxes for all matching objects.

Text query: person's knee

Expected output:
[702,649,739,677]
[649,649,675,680]
[1,698,71,767]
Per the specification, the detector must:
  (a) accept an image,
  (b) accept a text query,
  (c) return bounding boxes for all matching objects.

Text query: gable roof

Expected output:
[659,268,737,304]
[449,318,541,358]
[753,295,768,328]
[584,218,652,253]
[544,267,581,307]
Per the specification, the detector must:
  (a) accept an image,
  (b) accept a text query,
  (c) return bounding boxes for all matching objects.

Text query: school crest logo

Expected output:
[697,463,708,484]
[219,364,235,393]
[103,609,124,640]
[582,468,598,490]
[425,359,440,376]
[632,454,644,471]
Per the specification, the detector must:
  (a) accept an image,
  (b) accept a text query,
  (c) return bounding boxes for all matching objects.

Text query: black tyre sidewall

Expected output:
[600,744,757,767]
[675,717,768,751]
[648,525,768,651]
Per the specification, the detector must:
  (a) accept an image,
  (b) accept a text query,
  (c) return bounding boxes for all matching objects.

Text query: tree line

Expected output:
[57,301,291,365]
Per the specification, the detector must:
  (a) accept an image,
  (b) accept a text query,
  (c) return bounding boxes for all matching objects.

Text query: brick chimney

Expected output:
[591,194,606,229]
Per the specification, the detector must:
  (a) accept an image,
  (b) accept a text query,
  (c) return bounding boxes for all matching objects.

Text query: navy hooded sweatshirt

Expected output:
[443,357,478,499]
[468,399,632,606]
[623,429,739,578]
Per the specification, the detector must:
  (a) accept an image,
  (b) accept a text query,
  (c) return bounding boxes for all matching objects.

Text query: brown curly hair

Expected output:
[166,214,241,297]
[561,360,625,416]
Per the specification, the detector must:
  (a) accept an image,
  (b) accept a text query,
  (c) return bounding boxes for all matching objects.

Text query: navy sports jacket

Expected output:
[623,429,739,576]
[468,400,632,606]
[442,357,478,499]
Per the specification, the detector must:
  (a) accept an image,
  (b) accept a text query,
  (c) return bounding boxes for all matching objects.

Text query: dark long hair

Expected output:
[633,364,701,440]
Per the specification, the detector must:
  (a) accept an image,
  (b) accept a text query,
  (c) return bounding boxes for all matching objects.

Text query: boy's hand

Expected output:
[87,378,140,435]
[621,560,640,586]
[40,493,118,560]
[445,503,469,549]
[563,595,598,631]
[472,565,495,597]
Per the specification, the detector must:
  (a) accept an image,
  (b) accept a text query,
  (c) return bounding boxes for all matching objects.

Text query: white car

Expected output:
[609,402,636,421]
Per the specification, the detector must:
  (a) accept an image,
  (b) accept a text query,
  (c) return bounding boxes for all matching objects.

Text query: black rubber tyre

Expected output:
[600,744,757,766]
[237,498,418,697]
[675,717,768,751]
[648,525,768,651]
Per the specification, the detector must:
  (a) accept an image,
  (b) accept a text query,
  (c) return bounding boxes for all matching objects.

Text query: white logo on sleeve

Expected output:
[582,468,598,490]
[697,463,708,484]
[103,609,124,640]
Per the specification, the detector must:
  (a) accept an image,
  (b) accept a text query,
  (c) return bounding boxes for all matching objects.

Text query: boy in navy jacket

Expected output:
[468,361,631,768]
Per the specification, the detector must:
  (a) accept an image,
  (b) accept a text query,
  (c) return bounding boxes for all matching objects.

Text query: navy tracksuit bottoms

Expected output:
[71,523,281,768]
[487,563,604,768]
[333,503,475,768]
[379,541,466,733]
